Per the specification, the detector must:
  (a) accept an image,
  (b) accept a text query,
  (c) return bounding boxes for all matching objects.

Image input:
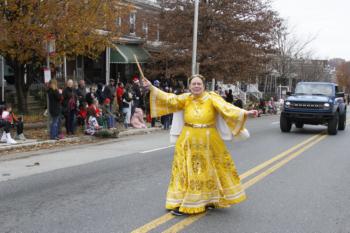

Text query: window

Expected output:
[116,17,121,28]
[142,22,148,39]
[156,23,160,41]
[295,83,333,96]
[129,12,136,34]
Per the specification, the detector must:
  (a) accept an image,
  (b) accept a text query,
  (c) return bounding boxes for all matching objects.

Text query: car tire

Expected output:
[295,122,304,129]
[328,112,339,135]
[338,112,346,130]
[280,115,292,132]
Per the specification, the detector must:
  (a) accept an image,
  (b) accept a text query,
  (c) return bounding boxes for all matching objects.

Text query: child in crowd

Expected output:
[101,98,116,129]
[131,108,147,129]
[88,99,102,125]
[85,107,119,138]
[85,108,101,136]
[1,103,25,143]
[0,105,16,144]
[77,101,88,128]
[90,98,101,118]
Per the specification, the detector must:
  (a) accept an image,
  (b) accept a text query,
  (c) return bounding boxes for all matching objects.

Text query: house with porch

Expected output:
[64,0,161,86]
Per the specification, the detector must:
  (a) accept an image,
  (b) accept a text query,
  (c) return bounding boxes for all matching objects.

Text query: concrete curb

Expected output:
[0,127,163,153]
[24,122,47,129]
[118,127,163,137]
[0,137,92,153]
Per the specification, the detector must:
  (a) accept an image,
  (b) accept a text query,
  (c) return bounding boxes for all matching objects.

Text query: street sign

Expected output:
[44,34,56,57]
[47,39,55,57]
[44,68,51,83]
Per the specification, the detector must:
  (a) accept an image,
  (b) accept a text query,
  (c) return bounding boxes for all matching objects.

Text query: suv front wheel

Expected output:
[328,112,339,135]
[338,112,346,130]
[280,115,292,132]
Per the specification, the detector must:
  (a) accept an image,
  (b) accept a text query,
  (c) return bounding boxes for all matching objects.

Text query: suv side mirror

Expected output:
[286,91,292,96]
[336,92,345,98]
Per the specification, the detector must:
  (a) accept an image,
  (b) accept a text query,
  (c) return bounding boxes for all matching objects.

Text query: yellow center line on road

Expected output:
[161,213,206,233]
[240,118,350,182]
[131,213,175,233]
[239,133,322,180]
[242,134,327,189]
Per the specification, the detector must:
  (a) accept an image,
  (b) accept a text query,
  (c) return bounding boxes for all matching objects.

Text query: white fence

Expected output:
[216,83,247,104]
[246,84,262,100]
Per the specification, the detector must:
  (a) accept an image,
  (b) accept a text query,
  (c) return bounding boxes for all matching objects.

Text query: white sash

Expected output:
[169,111,249,144]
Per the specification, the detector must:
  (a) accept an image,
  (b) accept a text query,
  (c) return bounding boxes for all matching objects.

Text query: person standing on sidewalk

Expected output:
[143,74,258,216]
[116,82,124,111]
[62,79,77,135]
[47,79,62,140]
[103,79,116,112]
[225,89,234,104]
[121,84,133,128]
[76,79,87,103]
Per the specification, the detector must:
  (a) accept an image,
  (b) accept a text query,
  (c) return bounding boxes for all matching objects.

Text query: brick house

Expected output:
[65,0,161,85]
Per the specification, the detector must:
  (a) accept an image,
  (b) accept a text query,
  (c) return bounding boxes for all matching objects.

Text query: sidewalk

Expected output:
[0,126,163,154]
[0,111,277,155]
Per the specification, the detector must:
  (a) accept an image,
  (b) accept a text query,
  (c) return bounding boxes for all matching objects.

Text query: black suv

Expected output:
[280,82,347,135]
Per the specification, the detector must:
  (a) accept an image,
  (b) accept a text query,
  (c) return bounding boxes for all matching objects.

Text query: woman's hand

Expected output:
[142,77,152,90]
[246,110,258,118]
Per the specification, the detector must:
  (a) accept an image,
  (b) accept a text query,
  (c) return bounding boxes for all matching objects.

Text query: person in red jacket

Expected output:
[77,101,88,128]
[116,82,124,111]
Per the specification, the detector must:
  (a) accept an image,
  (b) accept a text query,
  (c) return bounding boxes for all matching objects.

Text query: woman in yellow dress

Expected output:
[143,75,257,216]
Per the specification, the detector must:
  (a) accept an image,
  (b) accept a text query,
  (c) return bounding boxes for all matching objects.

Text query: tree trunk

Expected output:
[14,62,28,114]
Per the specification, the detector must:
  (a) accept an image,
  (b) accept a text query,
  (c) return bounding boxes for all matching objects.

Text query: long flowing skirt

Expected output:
[166,126,246,214]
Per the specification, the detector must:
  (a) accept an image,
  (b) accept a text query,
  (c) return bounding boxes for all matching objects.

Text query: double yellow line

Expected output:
[131,128,335,233]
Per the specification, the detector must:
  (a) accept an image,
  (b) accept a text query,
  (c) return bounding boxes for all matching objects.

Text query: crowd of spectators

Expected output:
[1,76,295,143]
[46,76,186,140]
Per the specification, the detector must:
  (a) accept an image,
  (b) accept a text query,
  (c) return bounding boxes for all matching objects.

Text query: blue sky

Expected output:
[272,0,350,60]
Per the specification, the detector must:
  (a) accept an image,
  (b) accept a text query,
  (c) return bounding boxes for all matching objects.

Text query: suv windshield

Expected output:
[295,83,333,96]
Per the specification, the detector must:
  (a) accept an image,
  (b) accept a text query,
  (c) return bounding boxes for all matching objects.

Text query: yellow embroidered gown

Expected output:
[150,86,248,214]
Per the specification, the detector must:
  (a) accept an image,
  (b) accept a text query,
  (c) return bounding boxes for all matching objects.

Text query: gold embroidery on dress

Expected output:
[149,87,248,214]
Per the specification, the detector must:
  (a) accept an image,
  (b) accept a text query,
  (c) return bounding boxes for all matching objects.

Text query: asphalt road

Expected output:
[1,112,350,233]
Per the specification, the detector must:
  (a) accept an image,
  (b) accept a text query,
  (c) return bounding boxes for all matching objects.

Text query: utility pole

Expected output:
[106,47,110,84]
[1,56,4,102]
[191,0,199,76]
[63,55,67,82]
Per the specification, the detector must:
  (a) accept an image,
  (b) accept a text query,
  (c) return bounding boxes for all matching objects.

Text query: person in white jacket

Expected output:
[0,104,18,144]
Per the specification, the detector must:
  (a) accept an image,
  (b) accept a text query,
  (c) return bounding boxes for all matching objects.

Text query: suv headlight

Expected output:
[324,103,330,108]
[285,101,291,108]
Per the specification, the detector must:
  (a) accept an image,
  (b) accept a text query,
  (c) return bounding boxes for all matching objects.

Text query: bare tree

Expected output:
[271,20,317,89]
[336,61,350,92]
[146,0,281,83]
